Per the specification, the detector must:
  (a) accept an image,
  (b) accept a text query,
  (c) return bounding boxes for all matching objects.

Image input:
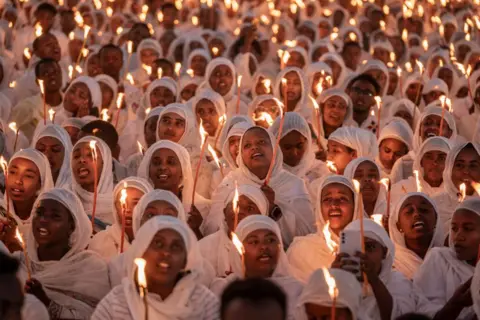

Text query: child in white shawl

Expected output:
[92,216,220,320]
[414,198,480,319]
[89,177,153,260]
[199,184,269,277]
[391,136,451,204]
[71,136,114,226]
[287,175,363,283]
[388,192,444,280]
[294,268,366,320]
[210,215,303,320]
[432,142,480,237]
[333,219,417,320]
[273,67,311,121]
[131,39,162,87]
[31,124,72,188]
[22,188,110,319]
[208,126,314,243]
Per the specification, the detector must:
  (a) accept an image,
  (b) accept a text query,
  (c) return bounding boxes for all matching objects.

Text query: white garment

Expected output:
[329,126,379,159]
[412,105,459,150]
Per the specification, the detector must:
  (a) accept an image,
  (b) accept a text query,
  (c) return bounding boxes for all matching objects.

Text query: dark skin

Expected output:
[25,199,75,308]
[223,299,284,320]
[99,48,124,82]
[421,150,446,188]
[450,146,480,196]
[71,143,104,193]
[280,71,302,112]
[279,130,307,168]
[63,83,93,117]
[34,34,62,62]
[378,139,408,171]
[144,115,159,148]
[114,187,145,242]
[35,136,65,184]
[419,115,453,143]
[208,65,234,97]
[37,62,63,107]
[353,161,380,216]
[326,140,357,175]
[321,183,354,236]
[322,96,348,138]
[304,303,353,320]
[224,195,262,234]
[243,229,280,279]
[347,80,376,127]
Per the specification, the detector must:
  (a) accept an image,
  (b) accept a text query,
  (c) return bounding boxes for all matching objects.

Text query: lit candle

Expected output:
[323,221,337,254]
[459,183,466,202]
[38,80,46,125]
[122,41,133,83]
[119,183,127,253]
[371,214,384,227]
[115,93,124,129]
[353,179,368,292]
[89,140,98,229]
[321,268,338,320]
[134,258,149,320]
[0,157,9,218]
[73,25,91,78]
[235,75,242,114]
[213,115,226,149]
[374,96,382,138]
[397,67,403,97]
[326,160,337,174]
[137,141,144,155]
[8,122,19,152]
[231,232,245,276]
[101,109,110,122]
[175,63,182,77]
[262,78,271,94]
[252,112,274,127]
[191,121,209,207]
[232,182,239,229]
[208,144,224,178]
[379,178,391,223]
[312,98,323,150]
[472,181,480,195]
[15,228,32,280]
[48,108,55,124]
[413,170,422,192]
[438,96,451,136]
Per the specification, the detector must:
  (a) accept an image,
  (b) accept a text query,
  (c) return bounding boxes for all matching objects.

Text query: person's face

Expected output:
[282,71,302,109]
[87,54,102,77]
[100,48,123,76]
[114,187,144,241]
[7,158,41,203]
[365,69,387,93]
[64,82,92,115]
[60,12,76,33]
[304,303,353,320]
[420,115,452,142]
[68,38,83,61]
[228,136,241,166]
[71,143,104,191]
[325,60,341,85]
[98,82,114,109]
[318,22,331,39]
[35,10,55,31]
[322,96,348,128]
[364,236,386,275]
[342,45,362,71]
[327,140,356,174]
[223,299,285,320]
[451,209,480,262]
[150,86,175,108]
[208,65,234,96]
[37,62,62,92]
[157,113,186,143]
[312,46,329,62]
[372,48,389,64]
[243,229,280,278]
[387,72,398,95]
[35,136,65,181]
[394,110,413,128]
[140,48,159,66]
[224,195,261,232]
[162,7,178,28]
[397,195,437,243]
[353,161,379,205]
[321,183,354,233]
[129,26,151,50]
[36,34,61,62]
[142,229,187,286]
[451,146,480,196]
[298,26,315,42]
[421,150,446,187]
[444,23,456,42]
[348,80,376,112]
[438,67,453,90]
[405,83,422,103]
[180,84,197,102]
[190,55,208,77]
[148,148,183,191]
[423,90,444,106]
[140,200,179,226]
[279,130,307,167]
[379,138,408,170]
[144,115,159,147]
[195,99,219,136]
[253,100,280,128]
[32,198,74,247]
[285,51,305,69]
[241,129,273,178]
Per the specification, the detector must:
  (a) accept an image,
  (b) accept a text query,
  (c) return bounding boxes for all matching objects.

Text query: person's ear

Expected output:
[351,150,357,158]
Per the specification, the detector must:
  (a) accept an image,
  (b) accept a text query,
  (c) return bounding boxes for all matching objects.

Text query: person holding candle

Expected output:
[305,62,333,98]
[273,67,310,120]
[248,95,282,128]
[332,219,417,320]
[131,39,163,87]
[70,136,114,226]
[31,124,72,188]
[89,177,153,260]
[343,157,387,217]
[391,137,451,202]
[21,188,110,319]
[287,175,362,282]
[345,74,381,131]
[98,44,124,84]
[209,126,314,244]
[294,268,364,320]
[193,89,226,151]
[414,198,480,319]
[210,215,303,319]
[411,106,458,150]
[432,142,480,237]
[92,216,220,320]
[388,192,444,280]
[187,49,212,78]
[199,184,269,277]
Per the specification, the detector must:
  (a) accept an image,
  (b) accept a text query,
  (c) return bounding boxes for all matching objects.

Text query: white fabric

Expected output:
[376,119,413,176]
[66,75,103,110]
[95,74,119,110]
[329,127,379,159]
[412,106,458,150]
[469,199,480,318]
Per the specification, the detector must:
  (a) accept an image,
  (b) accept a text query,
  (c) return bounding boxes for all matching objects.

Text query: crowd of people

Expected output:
[0,0,479,318]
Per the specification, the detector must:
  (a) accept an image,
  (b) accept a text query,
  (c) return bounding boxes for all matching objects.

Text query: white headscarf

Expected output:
[387,98,418,128]
[187,48,212,71]
[270,112,315,177]
[319,52,348,87]
[294,269,363,320]
[329,127,379,158]
[221,121,253,170]
[358,60,390,97]
[25,188,110,317]
[66,76,102,110]
[469,199,480,317]
[412,106,458,150]
[136,38,163,66]
[389,192,444,279]
[31,124,73,188]
[95,74,119,110]
[204,57,237,101]
[70,136,114,225]
[122,216,214,319]
[273,67,308,114]
[141,78,178,111]
[132,189,186,234]
[376,119,413,175]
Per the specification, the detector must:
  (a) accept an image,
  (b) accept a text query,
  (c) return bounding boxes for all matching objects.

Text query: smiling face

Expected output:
[279,130,307,167]
[451,209,480,262]
[114,187,145,241]
[143,229,187,287]
[243,229,280,278]
[71,143,104,192]
[397,195,437,245]
[379,138,409,171]
[157,112,186,143]
[35,136,65,183]
[353,161,379,206]
[7,158,42,204]
[421,150,446,188]
[241,128,273,180]
[148,148,183,192]
[140,200,179,227]
[195,99,219,136]
[322,95,348,129]
[32,198,74,249]
[420,115,452,142]
[208,64,234,96]
[320,183,354,234]
[451,145,480,196]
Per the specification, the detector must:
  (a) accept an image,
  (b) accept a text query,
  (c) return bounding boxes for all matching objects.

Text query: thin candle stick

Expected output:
[119,185,127,253]
[192,121,208,207]
[16,228,31,280]
[235,76,242,114]
[89,141,98,230]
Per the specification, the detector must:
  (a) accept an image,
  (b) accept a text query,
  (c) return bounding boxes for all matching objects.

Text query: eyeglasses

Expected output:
[350,87,374,97]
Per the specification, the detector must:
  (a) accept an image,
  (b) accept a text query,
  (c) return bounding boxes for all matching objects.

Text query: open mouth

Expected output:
[251,152,263,159]
[10,187,24,196]
[412,220,425,230]
[328,210,342,217]
[37,227,49,237]
[156,174,169,181]
[157,261,170,271]
[258,253,272,262]
[78,168,90,178]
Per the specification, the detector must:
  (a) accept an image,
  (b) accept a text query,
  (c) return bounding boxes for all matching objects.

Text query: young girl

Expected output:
[89,177,153,260]
[376,119,412,177]
[273,67,310,121]
[389,192,444,279]
[70,136,113,226]
[414,198,480,319]
[140,78,178,112]
[211,215,303,320]
[187,49,211,77]
[92,216,220,320]
[248,95,282,128]
[31,124,72,188]
[22,188,110,319]
[193,89,226,151]
[131,39,162,86]
[433,142,480,236]
[287,175,361,282]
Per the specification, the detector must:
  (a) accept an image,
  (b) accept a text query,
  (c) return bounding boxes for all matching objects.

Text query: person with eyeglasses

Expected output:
[346,74,381,132]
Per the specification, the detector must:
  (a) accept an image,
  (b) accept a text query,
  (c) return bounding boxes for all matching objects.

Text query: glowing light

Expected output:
[371,214,383,226]
[175,63,182,76]
[208,145,222,170]
[35,23,43,37]
[199,120,208,148]
[9,81,16,88]
[413,170,422,192]
[126,73,134,85]
[323,221,337,253]
[326,160,337,173]
[134,258,147,293]
[101,109,109,121]
[142,64,152,76]
[48,108,55,122]
[116,93,124,110]
[212,47,219,56]
[322,267,338,301]
[24,48,31,60]
[459,183,466,202]
[231,232,245,255]
[8,122,17,133]
[253,112,274,126]
[353,179,361,194]
[262,79,271,94]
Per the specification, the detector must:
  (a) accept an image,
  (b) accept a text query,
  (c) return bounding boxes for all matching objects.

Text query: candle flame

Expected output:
[323,221,337,253]
[126,73,134,85]
[101,109,109,121]
[379,178,390,190]
[127,41,133,54]
[402,29,408,42]
[120,184,128,206]
[231,232,245,255]
[8,122,17,133]
[68,65,73,79]
[137,141,144,154]
[9,81,16,88]
[281,51,290,65]
[145,107,151,115]
[212,47,219,56]
[157,67,163,79]
[472,181,480,195]
[262,79,271,94]
[192,16,199,26]
[371,214,383,226]
[186,69,194,77]
[38,79,45,95]
[413,170,422,192]
[116,26,123,35]
[15,228,25,246]
[175,63,182,76]
[116,93,124,109]
[142,64,152,76]
[459,183,466,202]
[390,52,396,62]
[322,267,337,300]
[48,108,55,121]
[326,160,337,173]
[35,23,43,37]
[106,7,113,17]
[316,78,324,95]
[199,120,208,147]
[157,11,164,22]
[0,156,7,174]
[422,39,429,51]
[348,32,357,42]
[24,48,31,60]
[74,11,84,27]
[207,144,222,169]
[237,75,242,87]
[416,60,424,74]
[134,258,148,292]
[75,65,83,74]
[253,112,274,126]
